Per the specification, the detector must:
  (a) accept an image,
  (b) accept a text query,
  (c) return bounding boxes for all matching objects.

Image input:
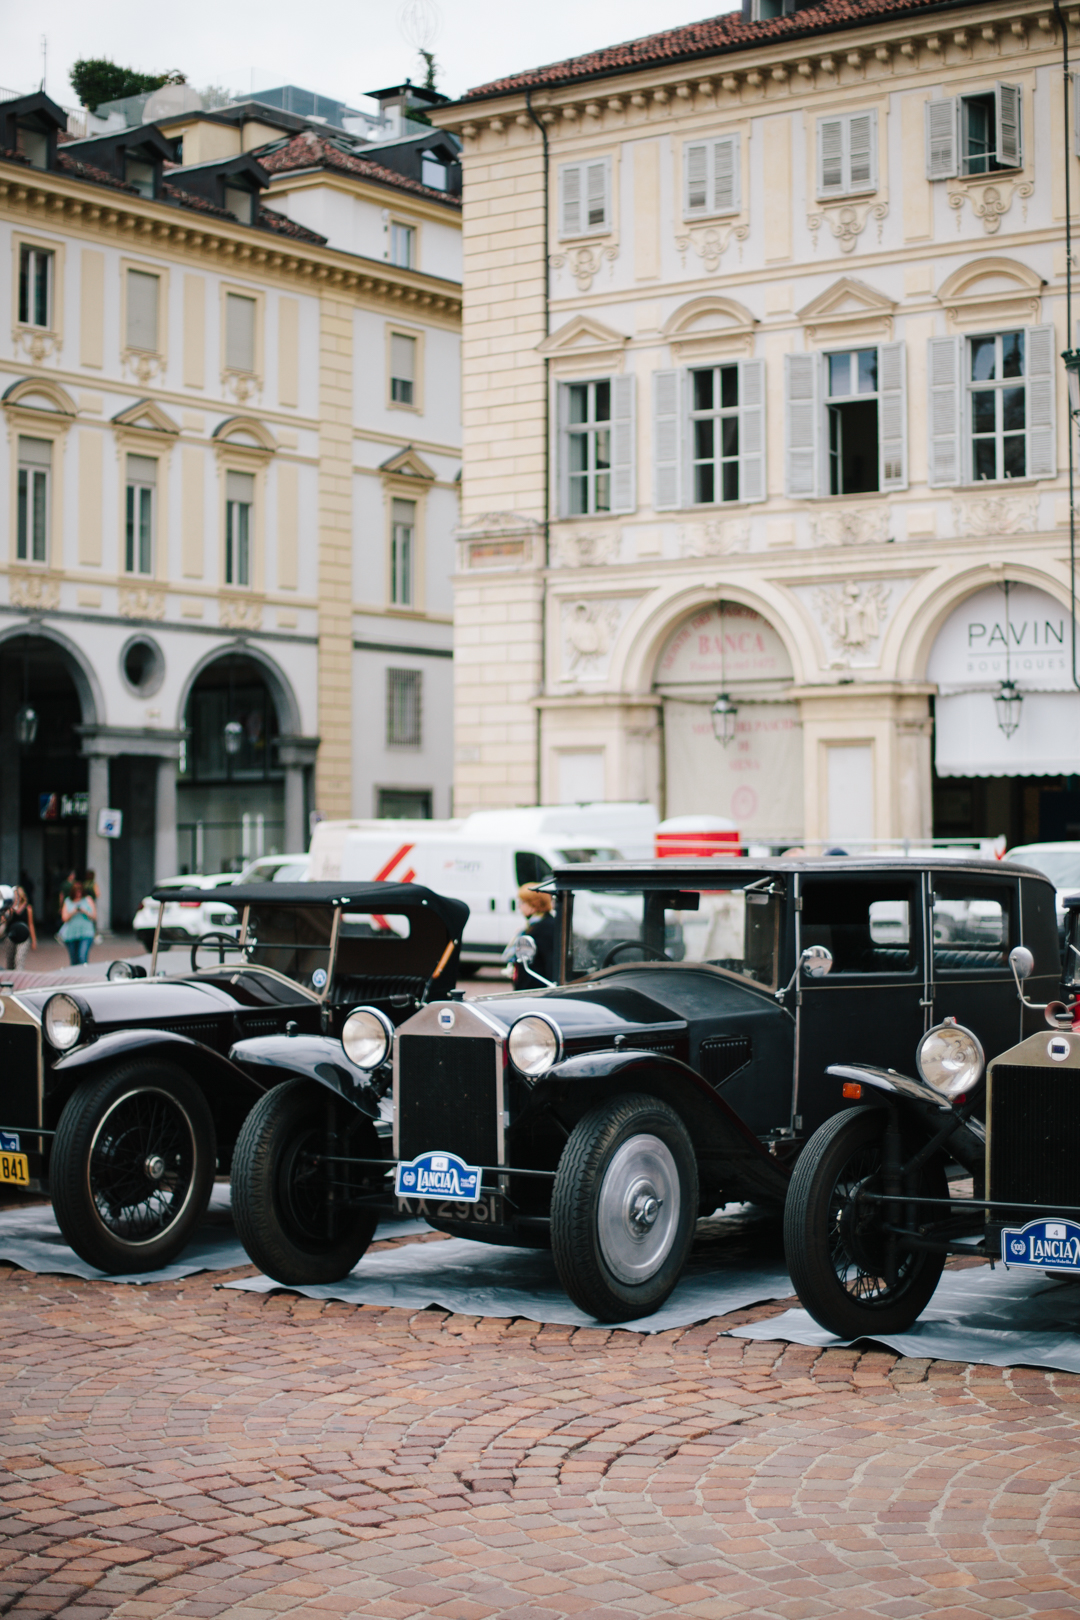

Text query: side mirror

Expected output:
[1009,945,1035,981]
[512,934,537,966]
[801,944,833,979]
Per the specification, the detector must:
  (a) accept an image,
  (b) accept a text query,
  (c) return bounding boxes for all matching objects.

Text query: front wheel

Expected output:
[784,1108,948,1340]
[551,1093,698,1322]
[51,1063,216,1273]
[231,1079,381,1284]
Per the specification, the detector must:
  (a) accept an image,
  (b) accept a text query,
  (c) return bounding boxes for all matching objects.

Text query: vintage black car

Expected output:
[783,895,1080,1339]
[229,855,1058,1320]
[0,881,466,1274]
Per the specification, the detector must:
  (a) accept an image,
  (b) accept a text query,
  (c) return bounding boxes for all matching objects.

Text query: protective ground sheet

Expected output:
[0,1188,426,1285]
[731,1265,1080,1374]
[226,1205,796,1334]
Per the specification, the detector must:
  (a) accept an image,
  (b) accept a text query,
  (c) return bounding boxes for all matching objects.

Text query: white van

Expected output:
[308,802,658,968]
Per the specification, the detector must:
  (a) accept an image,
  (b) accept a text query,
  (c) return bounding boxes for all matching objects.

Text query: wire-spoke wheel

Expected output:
[51,1064,216,1274]
[785,1107,947,1339]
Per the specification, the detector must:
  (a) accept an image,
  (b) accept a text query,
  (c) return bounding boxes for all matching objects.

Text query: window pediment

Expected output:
[538,314,627,371]
[663,296,757,359]
[797,278,896,345]
[2,377,76,418]
[379,446,435,481]
[212,415,277,458]
[936,256,1043,329]
[111,398,180,437]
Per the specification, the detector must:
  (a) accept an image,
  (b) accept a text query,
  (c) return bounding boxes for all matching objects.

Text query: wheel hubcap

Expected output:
[597,1134,680,1285]
[144,1154,166,1181]
[86,1087,198,1246]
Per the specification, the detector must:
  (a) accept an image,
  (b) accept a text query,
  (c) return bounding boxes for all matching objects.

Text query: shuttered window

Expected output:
[925,84,1023,179]
[559,159,611,238]
[126,268,160,352]
[928,326,1054,486]
[653,361,765,508]
[817,110,877,197]
[225,469,254,587]
[125,454,156,576]
[784,346,907,497]
[18,246,52,328]
[391,498,415,606]
[17,436,51,564]
[390,332,416,405]
[684,134,740,217]
[558,375,635,516]
[225,292,256,373]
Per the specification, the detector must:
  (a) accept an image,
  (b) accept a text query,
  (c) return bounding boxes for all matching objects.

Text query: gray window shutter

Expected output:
[785,353,819,497]
[652,370,681,511]
[559,163,582,237]
[878,342,907,491]
[1025,324,1056,479]
[555,382,571,518]
[1075,72,1080,157]
[585,160,609,232]
[818,117,845,195]
[738,358,766,503]
[927,335,961,487]
[996,82,1022,169]
[610,373,636,514]
[714,134,739,213]
[849,112,875,190]
[685,143,708,214]
[126,269,159,352]
[925,97,958,180]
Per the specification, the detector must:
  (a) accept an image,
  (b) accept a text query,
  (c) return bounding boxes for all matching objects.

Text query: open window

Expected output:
[784,344,906,497]
[925,84,1022,180]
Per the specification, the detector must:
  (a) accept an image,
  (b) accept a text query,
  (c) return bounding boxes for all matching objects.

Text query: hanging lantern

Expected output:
[994,679,1023,739]
[223,719,244,756]
[711,693,738,747]
[14,704,38,747]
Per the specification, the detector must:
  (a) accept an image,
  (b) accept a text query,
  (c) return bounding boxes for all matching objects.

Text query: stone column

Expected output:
[278,737,320,852]
[155,757,178,882]
[84,753,112,933]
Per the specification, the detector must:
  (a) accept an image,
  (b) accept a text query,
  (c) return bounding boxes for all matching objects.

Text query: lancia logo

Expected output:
[1047,1035,1071,1062]
[438,1008,455,1029]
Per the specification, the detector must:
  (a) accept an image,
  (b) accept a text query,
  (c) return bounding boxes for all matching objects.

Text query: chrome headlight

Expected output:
[916,1018,985,1099]
[508,1014,562,1078]
[43,993,83,1052]
[106,959,135,981]
[341,1006,393,1071]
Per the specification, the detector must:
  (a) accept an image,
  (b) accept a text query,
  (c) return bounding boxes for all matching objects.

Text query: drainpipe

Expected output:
[525,88,550,805]
[1051,0,1080,692]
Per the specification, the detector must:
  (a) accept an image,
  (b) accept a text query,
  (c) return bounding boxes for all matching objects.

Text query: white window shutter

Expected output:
[685,142,708,214]
[126,269,159,352]
[610,373,636,514]
[848,112,875,189]
[559,162,582,237]
[927,335,962,487]
[1075,72,1080,157]
[819,117,845,195]
[878,341,907,491]
[556,381,572,518]
[1026,324,1056,479]
[996,82,1022,169]
[652,370,682,510]
[925,97,958,180]
[738,358,766,503]
[585,160,609,232]
[785,353,819,497]
[714,134,739,213]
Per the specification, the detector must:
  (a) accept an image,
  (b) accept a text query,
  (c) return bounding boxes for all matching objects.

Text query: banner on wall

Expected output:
[663,700,803,838]
[655,602,794,687]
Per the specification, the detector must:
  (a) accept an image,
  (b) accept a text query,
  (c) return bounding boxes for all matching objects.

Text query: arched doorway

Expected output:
[178,654,285,873]
[653,601,803,844]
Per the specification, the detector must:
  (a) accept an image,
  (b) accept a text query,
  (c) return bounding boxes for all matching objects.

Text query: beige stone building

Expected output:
[434,0,1079,851]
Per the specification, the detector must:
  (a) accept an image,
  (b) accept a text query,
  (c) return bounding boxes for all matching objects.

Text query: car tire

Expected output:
[231,1079,380,1285]
[51,1063,216,1274]
[551,1093,698,1323]
[784,1107,948,1340]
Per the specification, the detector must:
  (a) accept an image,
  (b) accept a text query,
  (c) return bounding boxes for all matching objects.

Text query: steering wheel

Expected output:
[191,931,249,972]
[600,939,670,969]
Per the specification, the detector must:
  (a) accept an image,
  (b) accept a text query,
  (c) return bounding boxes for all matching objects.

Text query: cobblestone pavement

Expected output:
[1,1239,1079,1620]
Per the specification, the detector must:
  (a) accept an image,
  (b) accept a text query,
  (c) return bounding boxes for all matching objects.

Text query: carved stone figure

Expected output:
[815,579,891,660]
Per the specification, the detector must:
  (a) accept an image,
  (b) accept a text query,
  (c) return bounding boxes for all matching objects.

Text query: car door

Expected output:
[929,871,1022,1063]
[793,871,929,1138]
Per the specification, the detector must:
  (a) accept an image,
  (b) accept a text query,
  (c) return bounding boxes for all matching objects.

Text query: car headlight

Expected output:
[341,1006,394,1071]
[43,993,83,1052]
[508,1014,562,1078]
[106,959,134,981]
[916,1018,985,1099]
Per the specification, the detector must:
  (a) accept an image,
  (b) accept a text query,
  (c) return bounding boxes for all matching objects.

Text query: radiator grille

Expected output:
[157,1018,231,1051]
[699,1035,752,1091]
[397,1034,499,1169]
[0,1025,41,1129]
[988,1064,1080,1208]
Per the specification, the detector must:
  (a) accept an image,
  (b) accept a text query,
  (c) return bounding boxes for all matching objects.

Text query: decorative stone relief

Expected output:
[813,579,892,666]
[9,571,60,610]
[807,200,889,254]
[674,220,749,273]
[548,243,619,291]
[952,493,1039,537]
[219,594,264,630]
[948,179,1033,235]
[222,370,262,405]
[122,348,165,386]
[550,529,621,568]
[457,512,542,570]
[677,517,752,557]
[808,503,890,547]
[560,597,637,682]
[12,327,59,364]
[119,585,166,620]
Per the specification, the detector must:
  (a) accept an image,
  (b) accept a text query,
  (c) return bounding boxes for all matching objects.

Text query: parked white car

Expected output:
[237,853,310,884]
[1003,841,1080,941]
[133,872,240,952]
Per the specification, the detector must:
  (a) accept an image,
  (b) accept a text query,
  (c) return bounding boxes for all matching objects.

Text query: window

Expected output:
[559,159,611,238]
[558,376,635,517]
[225,292,256,373]
[390,498,415,605]
[655,361,765,508]
[378,787,432,817]
[390,332,416,405]
[125,454,156,575]
[225,186,254,224]
[420,153,448,190]
[126,268,160,352]
[15,125,47,168]
[225,469,254,586]
[826,348,879,495]
[969,331,1027,482]
[784,345,906,498]
[929,327,1055,487]
[386,669,422,748]
[801,879,919,974]
[933,879,1010,967]
[684,135,740,218]
[690,366,741,502]
[390,223,415,268]
[817,110,877,198]
[125,156,155,198]
[16,437,51,563]
[752,0,795,13]
[18,245,52,328]
[926,84,1022,180]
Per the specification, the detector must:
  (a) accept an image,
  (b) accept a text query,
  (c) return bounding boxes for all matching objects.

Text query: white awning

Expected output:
[935,690,1080,778]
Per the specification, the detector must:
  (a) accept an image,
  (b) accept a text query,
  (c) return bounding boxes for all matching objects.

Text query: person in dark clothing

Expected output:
[513,885,558,991]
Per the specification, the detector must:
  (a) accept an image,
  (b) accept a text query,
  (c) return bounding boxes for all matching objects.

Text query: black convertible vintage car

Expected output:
[0,882,466,1273]
[229,855,1058,1320]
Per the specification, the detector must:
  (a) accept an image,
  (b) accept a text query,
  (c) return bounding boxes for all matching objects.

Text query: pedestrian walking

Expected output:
[3,886,36,971]
[58,882,96,967]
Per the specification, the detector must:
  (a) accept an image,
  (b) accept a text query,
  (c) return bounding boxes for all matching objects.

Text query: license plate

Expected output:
[0,1152,29,1187]
[395,1150,482,1202]
[396,1192,504,1227]
[1001,1217,1080,1272]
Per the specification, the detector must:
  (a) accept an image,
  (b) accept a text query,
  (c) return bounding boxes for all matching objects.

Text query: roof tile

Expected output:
[256,128,461,207]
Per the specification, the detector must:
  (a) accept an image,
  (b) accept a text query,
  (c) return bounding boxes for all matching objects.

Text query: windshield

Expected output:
[566,884,781,988]
[1005,848,1080,892]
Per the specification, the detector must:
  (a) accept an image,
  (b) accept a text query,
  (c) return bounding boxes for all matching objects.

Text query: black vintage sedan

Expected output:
[229,855,1058,1321]
[0,881,466,1274]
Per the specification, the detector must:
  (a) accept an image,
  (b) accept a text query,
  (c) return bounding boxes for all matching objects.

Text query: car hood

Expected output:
[12,976,245,1023]
[464,966,777,1039]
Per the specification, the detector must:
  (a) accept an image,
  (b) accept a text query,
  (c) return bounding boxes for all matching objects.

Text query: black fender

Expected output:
[228,1033,380,1119]
[535,1046,789,1204]
[826,1063,985,1172]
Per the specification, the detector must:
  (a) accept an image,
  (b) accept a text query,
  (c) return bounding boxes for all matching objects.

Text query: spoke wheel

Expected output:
[551,1093,697,1322]
[785,1108,947,1340]
[51,1064,216,1274]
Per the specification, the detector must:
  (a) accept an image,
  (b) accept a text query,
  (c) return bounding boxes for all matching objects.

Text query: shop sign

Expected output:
[656,602,793,688]
[928,586,1072,693]
[39,792,89,821]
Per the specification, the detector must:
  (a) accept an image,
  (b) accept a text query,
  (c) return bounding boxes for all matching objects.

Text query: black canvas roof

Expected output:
[553,856,1052,889]
[153,881,469,935]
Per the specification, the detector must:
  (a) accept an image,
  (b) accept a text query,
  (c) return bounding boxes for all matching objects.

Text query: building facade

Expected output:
[0,85,461,928]
[434,0,1078,851]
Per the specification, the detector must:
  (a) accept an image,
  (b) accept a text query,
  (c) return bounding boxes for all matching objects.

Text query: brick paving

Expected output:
[1,1241,1078,1619]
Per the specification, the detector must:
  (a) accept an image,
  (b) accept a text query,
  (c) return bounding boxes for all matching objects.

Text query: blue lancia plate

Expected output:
[0,1132,20,1153]
[395,1151,482,1202]
[1001,1218,1080,1272]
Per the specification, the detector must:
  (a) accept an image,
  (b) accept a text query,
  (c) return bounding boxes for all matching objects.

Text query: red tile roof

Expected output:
[56,151,138,191]
[256,129,461,208]
[258,205,328,244]
[458,0,984,102]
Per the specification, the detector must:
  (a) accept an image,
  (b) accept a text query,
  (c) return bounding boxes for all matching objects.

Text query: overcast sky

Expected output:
[5,1,735,116]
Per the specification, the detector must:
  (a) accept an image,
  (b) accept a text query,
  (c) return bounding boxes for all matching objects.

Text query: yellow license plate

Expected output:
[0,1153,29,1186]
